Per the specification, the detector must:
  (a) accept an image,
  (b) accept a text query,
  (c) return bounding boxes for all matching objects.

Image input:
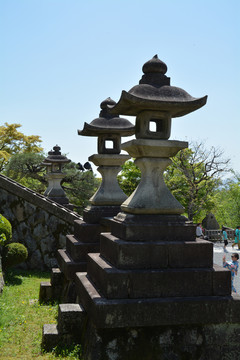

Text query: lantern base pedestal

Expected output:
[78,304,240,360]
[83,205,122,224]
[111,212,196,241]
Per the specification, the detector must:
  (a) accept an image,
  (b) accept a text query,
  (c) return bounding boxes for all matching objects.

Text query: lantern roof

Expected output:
[108,55,207,117]
[78,97,135,137]
[42,145,71,165]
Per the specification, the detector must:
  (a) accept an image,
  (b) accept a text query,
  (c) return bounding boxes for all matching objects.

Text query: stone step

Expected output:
[66,234,99,262]
[100,233,213,269]
[73,219,104,243]
[39,281,52,303]
[57,249,86,281]
[75,271,237,329]
[58,303,86,336]
[42,324,59,351]
[51,267,64,286]
[86,253,231,299]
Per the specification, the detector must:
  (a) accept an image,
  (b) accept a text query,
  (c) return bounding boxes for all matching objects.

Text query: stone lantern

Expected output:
[42,145,71,207]
[109,54,207,218]
[78,97,135,223]
[71,57,236,360]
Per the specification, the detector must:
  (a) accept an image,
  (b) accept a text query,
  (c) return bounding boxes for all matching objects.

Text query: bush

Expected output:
[0,214,12,245]
[2,243,28,269]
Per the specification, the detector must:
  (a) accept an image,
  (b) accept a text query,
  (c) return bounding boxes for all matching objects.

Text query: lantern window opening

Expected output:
[149,119,164,134]
[105,139,114,150]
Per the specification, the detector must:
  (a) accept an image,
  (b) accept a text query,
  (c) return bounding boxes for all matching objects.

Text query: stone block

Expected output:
[80,321,240,360]
[57,249,86,280]
[168,239,213,268]
[110,216,196,242]
[74,220,104,243]
[42,324,59,351]
[58,303,85,336]
[100,233,168,269]
[51,267,64,286]
[66,235,99,262]
[100,234,213,269]
[39,281,52,303]
[75,272,235,329]
[87,254,129,299]
[83,205,121,224]
[213,264,231,296]
[86,254,222,299]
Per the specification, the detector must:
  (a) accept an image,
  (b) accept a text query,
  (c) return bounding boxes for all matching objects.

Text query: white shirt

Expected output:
[196,226,203,237]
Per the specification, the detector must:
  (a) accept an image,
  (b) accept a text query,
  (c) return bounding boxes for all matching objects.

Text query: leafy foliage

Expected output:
[2,243,28,269]
[213,174,240,228]
[0,214,12,245]
[0,214,28,270]
[117,159,141,196]
[62,162,100,213]
[164,142,230,221]
[118,142,231,222]
[0,122,43,172]
[5,152,47,193]
[5,152,100,215]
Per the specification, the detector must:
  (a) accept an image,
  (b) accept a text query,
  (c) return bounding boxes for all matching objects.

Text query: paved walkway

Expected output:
[213,241,240,294]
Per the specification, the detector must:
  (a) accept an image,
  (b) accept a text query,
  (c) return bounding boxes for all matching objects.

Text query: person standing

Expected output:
[223,253,239,293]
[222,227,228,252]
[232,226,240,249]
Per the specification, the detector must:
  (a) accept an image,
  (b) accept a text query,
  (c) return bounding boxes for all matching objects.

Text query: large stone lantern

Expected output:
[109,54,207,218]
[78,97,135,223]
[42,145,71,207]
[71,56,237,360]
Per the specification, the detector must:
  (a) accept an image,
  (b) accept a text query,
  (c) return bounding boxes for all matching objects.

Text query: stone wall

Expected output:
[0,174,81,270]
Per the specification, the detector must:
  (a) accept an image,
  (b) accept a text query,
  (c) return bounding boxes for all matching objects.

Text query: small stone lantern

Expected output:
[42,145,71,207]
[78,97,135,222]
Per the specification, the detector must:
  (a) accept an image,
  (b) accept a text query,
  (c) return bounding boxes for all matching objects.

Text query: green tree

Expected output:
[117,159,141,196]
[5,152,100,215]
[213,174,240,228]
[5,152,47,193]
[118,142,230,222]
[0,122,43,172]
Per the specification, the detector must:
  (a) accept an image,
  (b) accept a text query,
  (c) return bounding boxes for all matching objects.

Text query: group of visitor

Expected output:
[196,223,240,294]
[221,226,240,252]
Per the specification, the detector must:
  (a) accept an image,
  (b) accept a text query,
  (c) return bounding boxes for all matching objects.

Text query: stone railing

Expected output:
[0,174,81,270]
[205,229,235,241]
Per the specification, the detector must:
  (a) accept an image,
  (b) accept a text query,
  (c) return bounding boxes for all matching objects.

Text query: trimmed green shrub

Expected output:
[2,243,28,269]
[0,214,12,245]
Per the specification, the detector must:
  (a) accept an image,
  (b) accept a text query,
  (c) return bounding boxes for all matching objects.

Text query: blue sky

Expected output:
[1,0,240,174]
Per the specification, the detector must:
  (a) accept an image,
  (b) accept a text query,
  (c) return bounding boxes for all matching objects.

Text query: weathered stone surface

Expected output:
[0,174,80,270]
[202,213,220,230]
[42,324,59,351]
[66,235,99,262]
[111,213,196,241]
[58,303,85,335]
[75,271,236,329]
[100,233,213,269]
[89,155,129,206]
[39,281,52,303]
[81,321,240,360]
[83,205,122,224]
[86,254,230,299]
[74,220,105,242]
[57,249,86,280]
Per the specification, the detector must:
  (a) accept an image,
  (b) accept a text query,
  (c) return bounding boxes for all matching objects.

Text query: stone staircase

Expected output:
[42,303,86,351]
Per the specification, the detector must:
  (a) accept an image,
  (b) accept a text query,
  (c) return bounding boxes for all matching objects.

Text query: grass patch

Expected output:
[0,269,82,359]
